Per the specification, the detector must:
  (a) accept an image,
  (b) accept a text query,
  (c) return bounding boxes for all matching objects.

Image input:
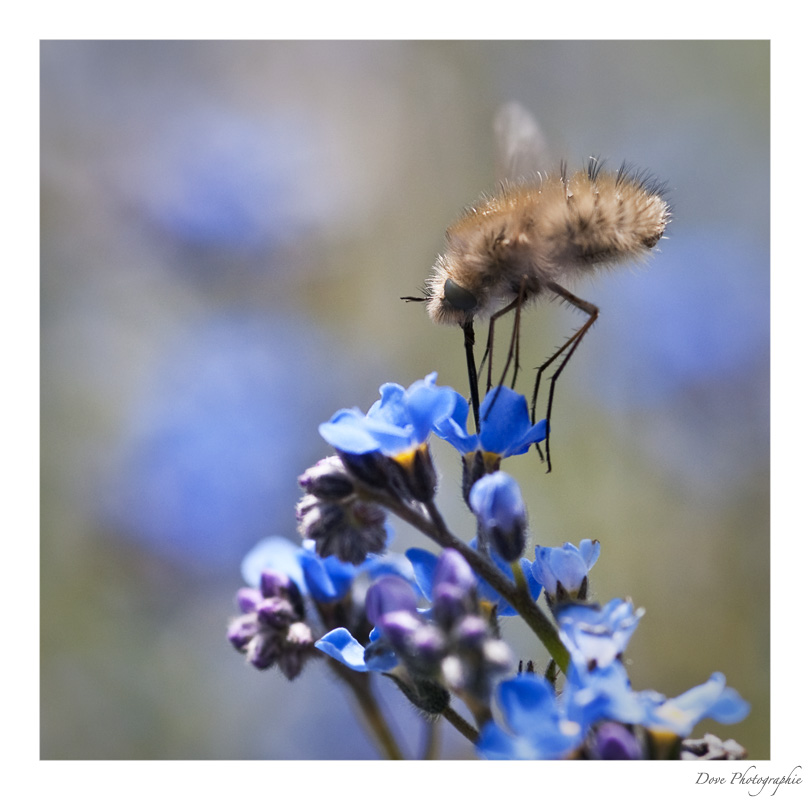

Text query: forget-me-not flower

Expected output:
[556,599,644,669]
[532,539,601,608]
[477,672,595,759]
[319,373,456,501]
[433,385,547,498]
[319,372,456,457]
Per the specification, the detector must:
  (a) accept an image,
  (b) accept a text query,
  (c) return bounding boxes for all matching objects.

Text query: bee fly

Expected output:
[403,104,671,472]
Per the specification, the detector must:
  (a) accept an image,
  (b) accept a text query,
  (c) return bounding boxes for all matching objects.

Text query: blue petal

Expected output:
[405,379,456,442]
[359,417,416,455]
[477,721,536,760]
[479,674,587,759]
[557,599,642,667]
[318,409,382,453]
[362,550,416,584]
[315,628,370,671]
[663,673,750,731]
[299,547,355,603]
[240,536,305,591]
[405,547,439,600]
[497,674,557,734]
[432,392,478,453]
[578,539,601,569]
[479,387,530,455]
[506,418,548,456]
[707,686,751,725]
[363,636,400,672]
[368,382,408,426]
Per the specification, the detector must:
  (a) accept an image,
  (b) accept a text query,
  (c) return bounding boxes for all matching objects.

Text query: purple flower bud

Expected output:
[236,587,262,613]
[365,576,418,626]
[256,596,298,629]
[432,583,470,629]
[409,625,447,666]
[258,569,305,618]
[469,472,527,562]
[590,722,643,760]
[227,615,259,649]
[259,569,294,598]
[433,548,477,595]
[229,566,314,678]
[376,609,422,649]
[247,632,282,670]
[453,615,489,648]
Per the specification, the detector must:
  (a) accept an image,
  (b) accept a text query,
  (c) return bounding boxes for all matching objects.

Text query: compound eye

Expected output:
[443,278,477,312]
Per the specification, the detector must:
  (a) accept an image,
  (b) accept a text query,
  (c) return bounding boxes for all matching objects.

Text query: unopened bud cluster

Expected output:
[227,569,314,679]
[296,456,388,565]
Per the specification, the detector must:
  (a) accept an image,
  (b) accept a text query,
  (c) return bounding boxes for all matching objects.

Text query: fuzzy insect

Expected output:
[404,106,670,472]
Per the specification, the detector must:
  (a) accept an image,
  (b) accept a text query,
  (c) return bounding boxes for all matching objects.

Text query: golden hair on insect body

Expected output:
[425,160,670,328]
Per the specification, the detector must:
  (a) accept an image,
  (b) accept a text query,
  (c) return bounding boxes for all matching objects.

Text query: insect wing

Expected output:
[493,101,550,182]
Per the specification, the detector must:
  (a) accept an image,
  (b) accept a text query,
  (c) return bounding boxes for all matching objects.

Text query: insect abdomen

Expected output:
[542,165,670,272]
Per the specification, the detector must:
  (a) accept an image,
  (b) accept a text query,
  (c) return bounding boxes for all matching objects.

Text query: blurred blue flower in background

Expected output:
[594,229,769,406]
[100,313,344,568]
[130,105,338,255]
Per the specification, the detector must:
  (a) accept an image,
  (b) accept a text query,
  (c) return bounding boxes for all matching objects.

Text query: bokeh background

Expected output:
[41,40,769,759]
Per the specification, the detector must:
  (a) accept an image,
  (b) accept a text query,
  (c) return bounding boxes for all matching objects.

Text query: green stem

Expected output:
[441,705,480,745]
[422,498,569,671]
[326,660,405,759]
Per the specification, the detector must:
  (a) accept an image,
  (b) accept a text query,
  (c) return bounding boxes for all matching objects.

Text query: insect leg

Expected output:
[484,279,528,421]
[531,281,599,473]
[461,320,481,434]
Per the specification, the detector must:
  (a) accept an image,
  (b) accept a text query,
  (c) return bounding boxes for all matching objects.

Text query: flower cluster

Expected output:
[318,548,513,721]
[296,456,389,565]
[226,373,750,759]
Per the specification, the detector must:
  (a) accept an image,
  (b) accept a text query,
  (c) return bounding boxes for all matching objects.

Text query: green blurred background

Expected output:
[40,40,769,759]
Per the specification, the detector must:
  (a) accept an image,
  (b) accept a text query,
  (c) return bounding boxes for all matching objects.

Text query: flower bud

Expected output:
[365,576,418,627]
[256,596,298,629]
[469,472,528,562]
[298,456,355,500]
[296,493,388,565]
